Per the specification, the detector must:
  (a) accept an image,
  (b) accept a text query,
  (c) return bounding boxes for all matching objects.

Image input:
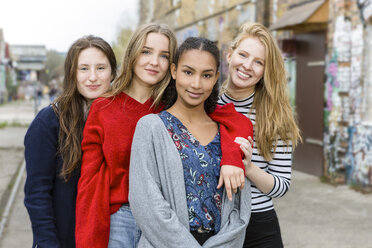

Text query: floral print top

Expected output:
[159,111,223,233]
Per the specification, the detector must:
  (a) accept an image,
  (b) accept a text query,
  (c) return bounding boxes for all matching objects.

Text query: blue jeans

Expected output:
[108,204,142,248]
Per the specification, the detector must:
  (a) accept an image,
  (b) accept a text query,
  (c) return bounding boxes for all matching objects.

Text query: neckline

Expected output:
[163,111,219,147]
[224,91,255,102]
[119,91,154,107]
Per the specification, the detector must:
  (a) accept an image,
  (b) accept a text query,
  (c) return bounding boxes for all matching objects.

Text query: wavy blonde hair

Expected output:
[222,22,301,160]
[105,23,177,107]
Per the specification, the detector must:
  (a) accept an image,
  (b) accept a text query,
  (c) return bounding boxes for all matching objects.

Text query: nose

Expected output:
[149,54,159,66]
[89,70,97,82]
[190,76,201,88]
[242,59,253,70]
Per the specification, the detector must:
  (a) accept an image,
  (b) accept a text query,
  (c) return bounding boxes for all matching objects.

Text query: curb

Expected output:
[0,159,25,239]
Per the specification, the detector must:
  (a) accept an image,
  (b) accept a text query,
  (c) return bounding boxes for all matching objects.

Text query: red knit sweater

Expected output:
[75,92,253,248]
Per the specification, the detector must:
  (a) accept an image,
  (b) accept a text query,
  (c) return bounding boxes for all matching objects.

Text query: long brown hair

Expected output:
[222,22,301,160]
[53,35,117,181]
[106,23,177,107]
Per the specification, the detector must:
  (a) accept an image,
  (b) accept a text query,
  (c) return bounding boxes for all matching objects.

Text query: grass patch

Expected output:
[0,121,29,129]
[0,121,8,129]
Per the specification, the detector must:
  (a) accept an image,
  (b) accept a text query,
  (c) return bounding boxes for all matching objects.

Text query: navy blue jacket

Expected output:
[24,106,79,248]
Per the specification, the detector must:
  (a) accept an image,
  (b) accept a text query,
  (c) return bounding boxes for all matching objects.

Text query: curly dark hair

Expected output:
[162,37,220,114]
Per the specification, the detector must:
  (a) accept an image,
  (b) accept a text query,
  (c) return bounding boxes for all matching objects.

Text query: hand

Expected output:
[235,136,254,172]
[217,165,245,201]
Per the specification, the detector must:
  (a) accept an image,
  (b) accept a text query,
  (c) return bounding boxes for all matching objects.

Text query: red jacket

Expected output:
[75,92,253,248]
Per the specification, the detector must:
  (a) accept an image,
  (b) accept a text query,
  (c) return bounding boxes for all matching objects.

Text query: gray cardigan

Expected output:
[129,114,251,248]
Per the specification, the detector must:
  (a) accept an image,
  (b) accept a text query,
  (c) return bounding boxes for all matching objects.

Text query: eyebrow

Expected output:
[78,63,108,66]
[238,49,265,61]
[182,65,215,73]
[143,46,170,54]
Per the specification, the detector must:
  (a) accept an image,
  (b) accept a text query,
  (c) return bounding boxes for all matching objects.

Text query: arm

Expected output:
[75,104,111,248]
[24,109,61,248]
[210,104,254,200]
[238,137,292,196]
[129,117,201,248]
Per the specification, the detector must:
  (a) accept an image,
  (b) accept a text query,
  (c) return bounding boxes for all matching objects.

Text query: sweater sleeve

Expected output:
[24,108,61,248]
[129,117,202,248]
[75,103,111,248]
[209,103,254,172]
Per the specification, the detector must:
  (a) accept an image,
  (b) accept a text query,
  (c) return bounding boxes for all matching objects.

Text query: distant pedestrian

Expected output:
[218,22,302,247]
[48,86,58,103]
[24,35,117,248]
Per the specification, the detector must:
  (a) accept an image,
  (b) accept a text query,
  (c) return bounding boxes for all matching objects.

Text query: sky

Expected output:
[0,0,139,52]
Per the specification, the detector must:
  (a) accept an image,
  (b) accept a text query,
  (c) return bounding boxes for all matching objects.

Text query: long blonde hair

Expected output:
[106,23,177,107]
[222,22,301,160]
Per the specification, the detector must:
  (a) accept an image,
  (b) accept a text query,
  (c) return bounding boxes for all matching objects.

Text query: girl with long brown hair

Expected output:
[24,35,117,248]
[219,22,302,247]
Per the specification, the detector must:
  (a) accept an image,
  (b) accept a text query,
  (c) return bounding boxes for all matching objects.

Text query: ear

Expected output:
[226,50,232,64]
[170,63,177,80]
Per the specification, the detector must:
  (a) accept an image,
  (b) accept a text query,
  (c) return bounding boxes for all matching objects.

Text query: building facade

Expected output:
[9,45,46,99]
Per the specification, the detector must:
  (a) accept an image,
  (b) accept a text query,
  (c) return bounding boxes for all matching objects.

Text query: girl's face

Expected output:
[171,49,219,110]
[226,36,265,95]
[76,47,112,100]
[132,32,170,88]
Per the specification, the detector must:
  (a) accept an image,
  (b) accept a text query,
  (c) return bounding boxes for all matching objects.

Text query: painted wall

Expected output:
[323,0,372,189]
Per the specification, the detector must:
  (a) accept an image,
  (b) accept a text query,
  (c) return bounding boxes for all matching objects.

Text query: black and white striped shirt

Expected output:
[218,92,292,213]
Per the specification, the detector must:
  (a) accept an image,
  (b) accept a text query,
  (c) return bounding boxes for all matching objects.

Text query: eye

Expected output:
[160,54,169,60]
[142,49,150,55]
[203,74,212,78]
[238,52,247,58]
[97,66,106,70]
[79,67,88,71]
[255,60,264,66]
[183,70,192,75]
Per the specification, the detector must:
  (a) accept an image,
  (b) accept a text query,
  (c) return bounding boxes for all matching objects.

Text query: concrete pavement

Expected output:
[275,171,372,248]
[1,98,372,247]
[0,98,48,247]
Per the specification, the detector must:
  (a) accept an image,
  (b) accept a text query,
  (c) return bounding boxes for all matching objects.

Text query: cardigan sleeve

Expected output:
[24,108,62,248]
[129,117,202,248]
[209,103,254,172]
[75,103,111,248]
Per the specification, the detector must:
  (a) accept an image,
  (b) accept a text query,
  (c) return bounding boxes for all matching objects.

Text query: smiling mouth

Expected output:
[237,70,251,79]
[146,69,159,75]
[187,91,202,98]
[87,85,100,90]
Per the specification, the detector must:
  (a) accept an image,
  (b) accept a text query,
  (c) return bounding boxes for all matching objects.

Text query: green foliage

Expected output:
[112,28,134,67]
[45,50,65,81]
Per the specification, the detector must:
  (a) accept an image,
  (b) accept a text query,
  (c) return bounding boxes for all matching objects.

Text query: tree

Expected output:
[45,50,64,82]
[111,28,133,67]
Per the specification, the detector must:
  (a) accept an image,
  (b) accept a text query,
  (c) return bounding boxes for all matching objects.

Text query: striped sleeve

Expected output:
[266,140,293,198]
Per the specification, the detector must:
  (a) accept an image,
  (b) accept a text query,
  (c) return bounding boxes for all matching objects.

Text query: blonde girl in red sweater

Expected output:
[75,23,178,248]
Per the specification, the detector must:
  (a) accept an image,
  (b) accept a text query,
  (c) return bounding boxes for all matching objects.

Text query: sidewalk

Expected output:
[0,98,48,247]
[276,170,372,248]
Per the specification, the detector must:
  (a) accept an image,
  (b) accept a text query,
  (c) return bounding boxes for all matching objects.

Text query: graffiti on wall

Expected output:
[325,16,372,187]
[357,0,372,21]
[350,125,372,186]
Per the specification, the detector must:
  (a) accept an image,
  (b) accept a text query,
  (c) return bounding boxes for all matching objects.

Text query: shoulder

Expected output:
[137,113,163,129]
[25,106,59,143]
[31,105,59,128]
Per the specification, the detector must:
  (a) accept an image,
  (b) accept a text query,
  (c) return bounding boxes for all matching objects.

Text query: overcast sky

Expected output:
[0,0,139,52]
